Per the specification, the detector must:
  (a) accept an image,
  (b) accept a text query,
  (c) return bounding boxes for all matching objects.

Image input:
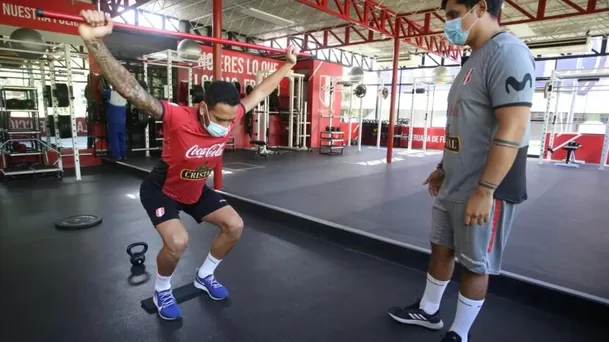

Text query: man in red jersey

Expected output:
[79,10,300,320]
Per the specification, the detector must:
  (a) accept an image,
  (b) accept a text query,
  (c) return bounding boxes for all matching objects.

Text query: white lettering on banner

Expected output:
[1,3,78,26]
[403,134,445,144]
[8,118,88,134]
[185,143,226,159]
[199,52,278,75]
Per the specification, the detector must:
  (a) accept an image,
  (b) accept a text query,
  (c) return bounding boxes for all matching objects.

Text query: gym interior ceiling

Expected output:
[130,0,609,67]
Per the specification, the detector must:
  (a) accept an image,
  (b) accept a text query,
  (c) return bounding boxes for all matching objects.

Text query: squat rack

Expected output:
[140,49,212,157]
[253,70,308,155]
[539,68,609,169]
[0,39,86,181]
[408,76,451,151]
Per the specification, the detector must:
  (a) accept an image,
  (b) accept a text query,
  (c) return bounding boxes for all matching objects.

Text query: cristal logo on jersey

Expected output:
[180,162,214,180]
[463,68,474,85]
[444,125,461,152]
[185,143,226,159]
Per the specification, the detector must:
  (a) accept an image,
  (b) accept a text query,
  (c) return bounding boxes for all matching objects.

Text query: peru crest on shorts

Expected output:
[463,68,474,85]
[156,207,165,217]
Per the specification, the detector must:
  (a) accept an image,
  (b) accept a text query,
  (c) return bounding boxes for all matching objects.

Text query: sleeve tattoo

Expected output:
[84,39,163,119]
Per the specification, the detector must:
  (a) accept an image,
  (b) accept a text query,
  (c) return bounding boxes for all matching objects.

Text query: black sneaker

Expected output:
[387,300,444,330]
[441,331,471,342]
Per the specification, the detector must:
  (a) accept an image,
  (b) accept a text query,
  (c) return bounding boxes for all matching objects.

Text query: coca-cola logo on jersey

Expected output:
[185,143,226,159]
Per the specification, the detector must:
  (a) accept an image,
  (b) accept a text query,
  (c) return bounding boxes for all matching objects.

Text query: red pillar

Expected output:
[386,18,401,163]
[212,0,223,190]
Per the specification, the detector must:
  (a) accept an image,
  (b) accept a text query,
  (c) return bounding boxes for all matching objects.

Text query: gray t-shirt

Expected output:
[438,32,535,204]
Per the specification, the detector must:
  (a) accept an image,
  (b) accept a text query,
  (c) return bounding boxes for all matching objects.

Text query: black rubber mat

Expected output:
[140,283,205,314]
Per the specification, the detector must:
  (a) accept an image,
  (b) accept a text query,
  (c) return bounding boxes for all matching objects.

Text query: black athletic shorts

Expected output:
[139,178,229,227]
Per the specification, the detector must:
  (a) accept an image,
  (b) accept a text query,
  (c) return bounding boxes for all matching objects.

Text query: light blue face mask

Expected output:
[444,5,479,46]
[202,105,229,137]
[206,120,229,137]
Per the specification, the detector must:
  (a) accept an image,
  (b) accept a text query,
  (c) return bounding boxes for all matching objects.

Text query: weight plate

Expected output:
[55,214,103,230]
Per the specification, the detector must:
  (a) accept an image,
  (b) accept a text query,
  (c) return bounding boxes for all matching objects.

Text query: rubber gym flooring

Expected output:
[0,167,604,341]
[117,147,609,302]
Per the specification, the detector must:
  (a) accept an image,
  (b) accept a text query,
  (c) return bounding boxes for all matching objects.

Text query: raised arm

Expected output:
[78,10,163,119]
[241,46,300,113]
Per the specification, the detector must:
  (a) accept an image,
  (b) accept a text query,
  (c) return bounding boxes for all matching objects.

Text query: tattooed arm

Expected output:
[78,10,163,119]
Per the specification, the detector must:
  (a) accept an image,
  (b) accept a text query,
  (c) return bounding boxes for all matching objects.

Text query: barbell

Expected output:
[354,84,367,98]
[36,9,312,57]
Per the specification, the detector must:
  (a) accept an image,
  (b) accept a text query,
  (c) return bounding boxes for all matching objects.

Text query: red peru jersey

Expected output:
[149,101,245,204]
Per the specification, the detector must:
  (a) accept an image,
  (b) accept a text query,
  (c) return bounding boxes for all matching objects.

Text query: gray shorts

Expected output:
[430,197,517,275]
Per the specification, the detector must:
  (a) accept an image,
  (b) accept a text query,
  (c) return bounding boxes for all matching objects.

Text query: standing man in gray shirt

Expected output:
[388,1,534,341]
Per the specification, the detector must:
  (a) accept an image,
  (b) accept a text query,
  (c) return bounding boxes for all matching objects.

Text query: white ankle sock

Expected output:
[197,252,221,278]
[155,273,172,292]
[449,293,485,342]
[419,273,449,315]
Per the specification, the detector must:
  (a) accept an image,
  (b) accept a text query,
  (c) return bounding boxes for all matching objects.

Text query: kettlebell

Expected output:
[126,242,148,266]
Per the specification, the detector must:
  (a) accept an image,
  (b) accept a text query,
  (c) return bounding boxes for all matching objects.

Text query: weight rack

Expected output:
[140,49,213,157]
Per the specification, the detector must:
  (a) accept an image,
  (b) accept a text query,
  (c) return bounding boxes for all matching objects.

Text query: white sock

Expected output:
[419,273,450,315]
[197,252,222,278]
[155,273,172,292]
[449,293,485,342]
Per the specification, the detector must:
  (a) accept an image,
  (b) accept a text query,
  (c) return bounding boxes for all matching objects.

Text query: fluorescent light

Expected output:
[240,8,294,27]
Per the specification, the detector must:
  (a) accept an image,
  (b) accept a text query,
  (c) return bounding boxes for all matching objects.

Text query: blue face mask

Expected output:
[444,5,479,46]
[201,104,229,137]
[206,120,229,137]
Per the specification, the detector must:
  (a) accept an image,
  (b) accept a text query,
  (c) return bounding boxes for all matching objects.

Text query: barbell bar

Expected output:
[35,9,312,58]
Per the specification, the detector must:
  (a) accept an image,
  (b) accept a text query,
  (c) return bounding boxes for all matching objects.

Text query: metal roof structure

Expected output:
[101,0,609,68]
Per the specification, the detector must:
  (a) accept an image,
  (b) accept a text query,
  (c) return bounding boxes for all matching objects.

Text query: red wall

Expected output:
[0,0,91,34]
[291,60,343,148]
[543,133,608,164]
[176,46,344,149]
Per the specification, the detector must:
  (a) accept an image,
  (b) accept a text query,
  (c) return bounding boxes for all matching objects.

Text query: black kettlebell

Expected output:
[126,242,148,266]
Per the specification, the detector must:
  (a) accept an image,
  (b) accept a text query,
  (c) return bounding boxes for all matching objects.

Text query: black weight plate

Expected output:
[55,214,103,230]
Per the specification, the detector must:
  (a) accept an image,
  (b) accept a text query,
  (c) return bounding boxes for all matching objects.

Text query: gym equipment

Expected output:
[246,85,254,95]
[177,39,201,60]
[354,84,367,98]
[139,48,212,157]
[8,28,47,60]
[37,9,312,57]
[55,214,103,230]
[191,84,205,103]
[252,70,309,155]
[539,68,609,169]
[126,242,148,266]
[54,83,71,107]
[381,87,389,100]
[550,141,582,168]
[408,76,447,151]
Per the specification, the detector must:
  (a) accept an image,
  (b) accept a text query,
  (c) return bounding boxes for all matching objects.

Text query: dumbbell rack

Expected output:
[319,82,344,156]
[0,86,62,181]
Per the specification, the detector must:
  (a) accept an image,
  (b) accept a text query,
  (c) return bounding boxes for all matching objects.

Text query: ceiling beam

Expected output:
[295,0,461,61]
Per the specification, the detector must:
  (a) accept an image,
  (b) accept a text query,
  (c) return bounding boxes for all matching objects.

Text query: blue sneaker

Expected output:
[153,289,182,320]
[194,269,229,300]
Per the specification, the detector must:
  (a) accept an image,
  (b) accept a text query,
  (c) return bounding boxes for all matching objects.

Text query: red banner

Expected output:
[9,117,88,136]
[191,46,282,90]
[544,133,608,164]
[0,0,92,35]
[399,127,446,150]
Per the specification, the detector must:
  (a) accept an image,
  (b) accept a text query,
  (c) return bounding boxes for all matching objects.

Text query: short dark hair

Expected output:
[205,80,241,109]
[441,0,503,18]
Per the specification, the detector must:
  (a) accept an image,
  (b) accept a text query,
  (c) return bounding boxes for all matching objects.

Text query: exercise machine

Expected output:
[0,39,87,181]
[250,70,309,156]
[408,76,451,151]
[539,68,609,169]
[140,49,212,157]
